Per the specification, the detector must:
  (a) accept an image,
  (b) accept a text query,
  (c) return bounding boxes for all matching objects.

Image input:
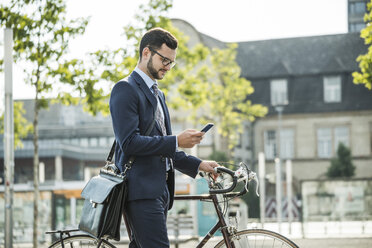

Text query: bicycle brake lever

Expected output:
[248,171,260,197]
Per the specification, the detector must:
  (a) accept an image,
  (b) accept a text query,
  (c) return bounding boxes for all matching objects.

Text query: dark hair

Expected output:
[139,27,178,60]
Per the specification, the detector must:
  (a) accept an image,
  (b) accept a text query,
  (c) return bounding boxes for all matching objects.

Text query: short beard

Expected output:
[147,56,161,80]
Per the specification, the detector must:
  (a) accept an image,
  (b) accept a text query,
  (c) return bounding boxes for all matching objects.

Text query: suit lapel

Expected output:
[131,71,157,109]
[158,90,171,135]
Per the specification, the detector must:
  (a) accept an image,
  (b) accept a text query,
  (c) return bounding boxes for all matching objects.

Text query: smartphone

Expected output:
[201,123,214,133]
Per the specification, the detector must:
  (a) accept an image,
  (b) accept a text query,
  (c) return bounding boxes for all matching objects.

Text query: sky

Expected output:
[0,0,349,107]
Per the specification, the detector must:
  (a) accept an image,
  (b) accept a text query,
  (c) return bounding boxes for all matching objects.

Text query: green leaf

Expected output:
[353,0,372,90]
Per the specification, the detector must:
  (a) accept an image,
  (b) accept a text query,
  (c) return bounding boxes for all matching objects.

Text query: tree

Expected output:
[352,0,372,90]
[0,0,89,246]
[326,143,355,178]
[92,0,267,159]
[208,150,229,162]
[0,102,33,149]
[208,44,267,154]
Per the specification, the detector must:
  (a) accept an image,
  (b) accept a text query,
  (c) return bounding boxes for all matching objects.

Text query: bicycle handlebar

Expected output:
[201,163,259,197]
[209,167,238,194]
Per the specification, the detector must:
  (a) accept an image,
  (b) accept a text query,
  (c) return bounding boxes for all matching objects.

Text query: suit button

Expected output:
[161,156,166,162]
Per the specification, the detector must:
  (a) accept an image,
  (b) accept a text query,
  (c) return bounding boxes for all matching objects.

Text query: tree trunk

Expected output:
[33,94,39,248]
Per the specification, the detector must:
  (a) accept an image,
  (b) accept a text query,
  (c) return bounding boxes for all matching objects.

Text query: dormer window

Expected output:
[270,79,288,106]
[324,76,341,103]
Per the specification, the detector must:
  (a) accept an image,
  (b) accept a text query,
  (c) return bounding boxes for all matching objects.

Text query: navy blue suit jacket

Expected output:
[109,71,201,209]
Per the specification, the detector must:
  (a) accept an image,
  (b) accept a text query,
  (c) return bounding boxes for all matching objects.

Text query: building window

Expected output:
[350,2,367,14]
[245,129,251,150]
[264,128,294,160]
[264,130,277,159]
[323,76,341,103]
[334,126,349,150]
[281,129,294,159]
[99,137,107,147]
[71,138,79,146]
[90,137,98,147]
[270,79,288,106]
[370,123,372,154]
[237,134,242,148]
[317,128,332,158]
[80,138,89,147]
[61,106,76,126]
[349,23,366,32]
[317,126,349,158]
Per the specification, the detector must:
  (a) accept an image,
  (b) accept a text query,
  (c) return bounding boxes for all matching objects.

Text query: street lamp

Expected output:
[4,28,14,248]
[273,102,287,233]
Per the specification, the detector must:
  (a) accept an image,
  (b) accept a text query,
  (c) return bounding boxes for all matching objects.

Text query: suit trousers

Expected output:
[125,185,170,248]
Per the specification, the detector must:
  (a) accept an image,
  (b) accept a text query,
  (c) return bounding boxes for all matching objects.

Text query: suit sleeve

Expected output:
[173,150,202,178]
[110,81,177,157]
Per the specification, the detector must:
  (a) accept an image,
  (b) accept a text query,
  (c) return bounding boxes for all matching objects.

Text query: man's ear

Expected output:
[142,47,151,60]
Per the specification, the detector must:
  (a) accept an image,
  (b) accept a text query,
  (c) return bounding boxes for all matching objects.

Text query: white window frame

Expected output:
[317,126,349,158]
[270,79,288,106]
[280,129,294,159]
[317,128,332,158]
[323,76,341,103]
[334,126,349,151]
[264,130,277,160]
[264,128,294,160]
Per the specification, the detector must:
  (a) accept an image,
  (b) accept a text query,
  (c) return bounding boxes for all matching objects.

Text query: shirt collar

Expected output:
[134,66,157,89]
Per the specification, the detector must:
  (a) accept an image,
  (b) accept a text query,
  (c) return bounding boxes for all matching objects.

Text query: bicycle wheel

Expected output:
[215,229,298,248]
[48,235,116,248]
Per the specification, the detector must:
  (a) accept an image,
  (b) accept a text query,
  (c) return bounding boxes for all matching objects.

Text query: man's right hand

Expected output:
[177,129,204,148]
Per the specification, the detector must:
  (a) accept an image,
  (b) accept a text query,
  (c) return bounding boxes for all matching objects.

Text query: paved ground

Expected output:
[293,238,372,248]
[4,237,372,248]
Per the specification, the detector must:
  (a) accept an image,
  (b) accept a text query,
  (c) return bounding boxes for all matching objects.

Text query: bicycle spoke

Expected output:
[216,229,298,248]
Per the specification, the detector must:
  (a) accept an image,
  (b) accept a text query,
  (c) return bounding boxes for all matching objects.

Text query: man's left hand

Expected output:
[199,160,220,179]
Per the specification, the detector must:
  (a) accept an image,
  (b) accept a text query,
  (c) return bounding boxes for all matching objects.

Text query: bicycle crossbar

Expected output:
[174,192,240,201]
[174,194,212,200]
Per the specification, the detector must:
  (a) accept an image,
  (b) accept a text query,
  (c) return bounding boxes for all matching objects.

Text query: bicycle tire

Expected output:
[48,234,116,248]
[215,229,299,248]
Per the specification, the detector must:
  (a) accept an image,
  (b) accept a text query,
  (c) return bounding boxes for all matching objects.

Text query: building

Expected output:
[173,19,372,181]
[235,32,372,182]
[173,20,372,220]
[1,100,115,184]
[348,0,368,32]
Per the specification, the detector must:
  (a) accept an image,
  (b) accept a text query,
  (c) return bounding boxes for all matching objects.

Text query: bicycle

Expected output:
[46,162,299,248]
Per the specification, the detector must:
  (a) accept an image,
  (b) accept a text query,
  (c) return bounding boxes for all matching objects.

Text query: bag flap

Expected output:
[81,175,123,203]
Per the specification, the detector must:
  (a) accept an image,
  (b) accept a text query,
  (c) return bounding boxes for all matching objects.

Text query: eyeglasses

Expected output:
[148,47,176,68]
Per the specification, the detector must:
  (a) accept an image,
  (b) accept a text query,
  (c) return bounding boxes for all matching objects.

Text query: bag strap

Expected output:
[106,117,156,163]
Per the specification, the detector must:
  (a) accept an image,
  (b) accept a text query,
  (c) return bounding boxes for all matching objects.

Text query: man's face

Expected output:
[146,43,176,80]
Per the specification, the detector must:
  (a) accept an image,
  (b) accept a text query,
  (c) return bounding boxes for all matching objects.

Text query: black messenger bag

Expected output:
[78,149,128,241]
[78,117,156,241]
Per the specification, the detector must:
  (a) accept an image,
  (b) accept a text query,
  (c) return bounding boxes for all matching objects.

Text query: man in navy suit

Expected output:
[109,27,219,247]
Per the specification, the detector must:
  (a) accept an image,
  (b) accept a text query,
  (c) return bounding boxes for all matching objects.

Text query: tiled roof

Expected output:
[234,33,366,78]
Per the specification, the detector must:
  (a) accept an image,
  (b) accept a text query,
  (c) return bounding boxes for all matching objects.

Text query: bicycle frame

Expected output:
[175,193,238,248]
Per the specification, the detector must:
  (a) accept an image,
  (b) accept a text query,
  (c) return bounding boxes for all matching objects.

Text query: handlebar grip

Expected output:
[209,167,238,194]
